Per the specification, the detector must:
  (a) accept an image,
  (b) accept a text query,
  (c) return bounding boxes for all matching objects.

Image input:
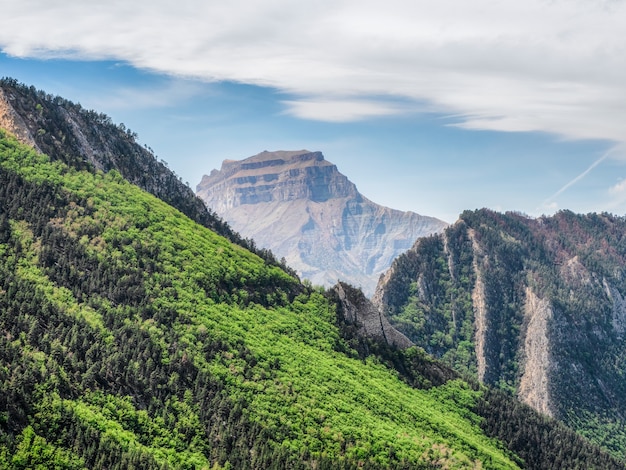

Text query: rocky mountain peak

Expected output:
[197,150,358,213]
[197,150,447,295]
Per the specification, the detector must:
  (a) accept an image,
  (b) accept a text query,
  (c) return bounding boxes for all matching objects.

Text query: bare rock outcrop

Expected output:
[519,287,554,417]
[0,88,40,150]
[604,278,626,339]
[333,282,413,349]
[469,228,490,384]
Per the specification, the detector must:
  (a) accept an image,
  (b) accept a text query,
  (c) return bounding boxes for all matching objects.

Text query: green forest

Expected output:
[0,79,624,469]
[379,208,626,461]
[0,129,522,468]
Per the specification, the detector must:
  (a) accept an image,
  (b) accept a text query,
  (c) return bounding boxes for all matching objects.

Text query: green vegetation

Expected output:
[383,225,479,378]
[2,80,624,468]
[0,77,298,283]
[0,130,525,468]
[380,208,626,460]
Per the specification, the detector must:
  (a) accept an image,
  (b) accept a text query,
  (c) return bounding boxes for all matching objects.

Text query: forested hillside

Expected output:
[0,129,525,469]
[0,81,624,469]
[0,78,294,278]
[374,208,626,460]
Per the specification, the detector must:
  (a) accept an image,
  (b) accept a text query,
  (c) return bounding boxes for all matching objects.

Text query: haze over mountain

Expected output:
[197,150,447,295]
[374,208,626,459]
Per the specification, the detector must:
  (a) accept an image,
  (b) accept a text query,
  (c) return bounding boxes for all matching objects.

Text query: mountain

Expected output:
[196,150,447,295]
[0,118,522,470]
[0,78,292,276]
[374,208,626,459]
[1,79,623,469]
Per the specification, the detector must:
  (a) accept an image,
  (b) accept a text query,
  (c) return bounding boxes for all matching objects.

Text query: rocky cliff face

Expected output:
[197,150,447,295]
[0,88,41,151]
[332,282,413,349]
[373,208,626,456]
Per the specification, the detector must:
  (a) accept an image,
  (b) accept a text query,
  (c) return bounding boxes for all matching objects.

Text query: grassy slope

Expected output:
[0,130,519,468]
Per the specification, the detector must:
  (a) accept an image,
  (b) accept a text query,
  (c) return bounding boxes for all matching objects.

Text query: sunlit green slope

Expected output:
[0,129,523,469]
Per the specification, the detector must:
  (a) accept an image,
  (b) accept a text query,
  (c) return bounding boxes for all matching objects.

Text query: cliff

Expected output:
[197,150,447,295]
[374,208,626,458]
[332,282,413,349]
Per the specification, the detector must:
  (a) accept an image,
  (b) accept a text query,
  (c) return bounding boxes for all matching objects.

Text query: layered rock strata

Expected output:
[197,150,447,295]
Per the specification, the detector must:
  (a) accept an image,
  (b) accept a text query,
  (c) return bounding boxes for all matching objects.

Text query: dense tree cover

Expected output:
[1,88,624,468]
[0,77,299,282]
[379,207,626,460]
[0,130,529,469]
[475,387,624,470]
[330,284,626,469]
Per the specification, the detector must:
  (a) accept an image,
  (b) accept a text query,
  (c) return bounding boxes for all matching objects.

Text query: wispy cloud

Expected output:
[543,153,609,204]
[87,80,208,111]
[609,179,626,195]
[2,0,626,142]
[281,98,411,122]
[540,145,626,212]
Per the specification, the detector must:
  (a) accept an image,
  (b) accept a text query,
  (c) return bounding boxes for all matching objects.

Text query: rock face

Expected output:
[0,88,41,151]
[333,282,413,349]
[197,150,447,295]
[373,208,626,454]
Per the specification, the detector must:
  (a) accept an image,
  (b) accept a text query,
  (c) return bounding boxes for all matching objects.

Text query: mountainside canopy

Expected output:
[375,208,626,460]
[0,129,527,469]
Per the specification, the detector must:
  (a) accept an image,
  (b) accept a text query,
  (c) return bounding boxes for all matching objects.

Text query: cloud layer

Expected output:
[2,0,625,142]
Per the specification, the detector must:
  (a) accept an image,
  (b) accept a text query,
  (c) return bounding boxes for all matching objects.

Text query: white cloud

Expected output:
[87,80,208,111]
[543,201,559,212]
[609,179,626,195]
[607,178,626,211]
[2,0,626,142]
[281,98,410,122]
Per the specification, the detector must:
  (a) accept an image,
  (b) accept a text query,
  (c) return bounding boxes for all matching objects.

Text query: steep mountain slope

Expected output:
[0,128,525,469]
[197,150,447,295]
[0,78,292,276]
[374,208,626,459]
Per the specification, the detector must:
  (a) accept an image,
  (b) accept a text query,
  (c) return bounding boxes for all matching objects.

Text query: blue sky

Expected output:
[2,1,626,223]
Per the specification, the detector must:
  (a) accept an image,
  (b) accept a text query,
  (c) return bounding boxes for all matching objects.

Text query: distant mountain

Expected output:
[197,150,447,295]
[374,208,626,459]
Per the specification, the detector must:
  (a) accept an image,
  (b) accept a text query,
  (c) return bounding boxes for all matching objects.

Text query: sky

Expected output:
[1,0,626,223]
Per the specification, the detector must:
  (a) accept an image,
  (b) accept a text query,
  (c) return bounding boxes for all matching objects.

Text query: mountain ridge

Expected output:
[374,208,626,459]
[1,79,624,468]
[0,77,297,279]
[197,150,447,295]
